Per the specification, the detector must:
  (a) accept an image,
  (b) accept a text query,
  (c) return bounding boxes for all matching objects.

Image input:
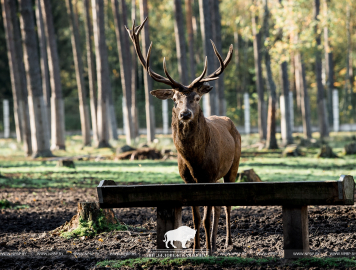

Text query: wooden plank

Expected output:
[283,206,309,258]
[97,175,355,208]
[157,207,182,249]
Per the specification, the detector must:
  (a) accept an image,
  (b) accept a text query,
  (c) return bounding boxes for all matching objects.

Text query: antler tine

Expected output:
[163,58,185,90]
[188,57,208,88]
[200,41,233,83]
[187,41,233,88]
[126,17,187,90]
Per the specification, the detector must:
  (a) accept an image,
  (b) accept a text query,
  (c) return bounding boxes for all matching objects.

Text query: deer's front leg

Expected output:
[192,206,201,251]
[203,205,212,256]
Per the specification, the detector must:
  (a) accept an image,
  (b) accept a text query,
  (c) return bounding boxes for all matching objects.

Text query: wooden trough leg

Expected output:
[282,205,309,258]
[157,206,182,250]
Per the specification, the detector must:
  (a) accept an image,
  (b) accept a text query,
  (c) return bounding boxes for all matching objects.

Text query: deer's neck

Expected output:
[171,108,210,161]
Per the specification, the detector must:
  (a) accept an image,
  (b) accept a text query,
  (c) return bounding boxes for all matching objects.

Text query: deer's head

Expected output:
[126,17,233,123]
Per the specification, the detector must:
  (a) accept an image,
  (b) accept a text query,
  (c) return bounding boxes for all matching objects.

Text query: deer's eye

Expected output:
[195,97,200,102]
[189,100,193,104]
[173,98,176,102]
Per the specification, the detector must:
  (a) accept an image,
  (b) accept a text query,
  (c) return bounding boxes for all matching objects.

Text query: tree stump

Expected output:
[236,169,262,182]
[57,159,75,168]
[116,145,136,155]
[282,145,304,157]
[344,142,356,155]
[317,145,338,158]
[51,202,124,238]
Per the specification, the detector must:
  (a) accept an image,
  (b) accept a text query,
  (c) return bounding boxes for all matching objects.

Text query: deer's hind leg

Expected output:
[211,206,221,253]
[223,150,241,247]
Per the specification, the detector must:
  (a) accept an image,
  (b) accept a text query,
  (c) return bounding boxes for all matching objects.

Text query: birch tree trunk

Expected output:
[131,0,139,139]
[111,0,133,145]
[323,0,333,126]
[211,0,225,116]
[91,0,111,147]
[66,0,91,146]
[314,0,329,138]
[35,0,51,134]
[251,0,267,141]
[139,0,155,142]
[19,0,52,158]
[83,0,98,144]
[199,0,215,116]
[185,0,195,82]
[41,0,66,150]
[263,0,278,149]
[2,0,32,155]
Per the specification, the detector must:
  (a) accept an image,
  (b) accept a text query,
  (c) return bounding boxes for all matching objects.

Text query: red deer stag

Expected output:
[126,18,241,255]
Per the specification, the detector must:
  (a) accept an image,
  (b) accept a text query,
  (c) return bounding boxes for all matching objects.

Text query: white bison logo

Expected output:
[163,226,196,249]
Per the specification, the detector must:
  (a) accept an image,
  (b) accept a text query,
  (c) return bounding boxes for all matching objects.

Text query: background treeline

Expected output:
[0,0,355,141]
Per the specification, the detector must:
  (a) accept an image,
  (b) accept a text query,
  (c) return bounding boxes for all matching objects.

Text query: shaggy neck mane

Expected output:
[171,108,210,162]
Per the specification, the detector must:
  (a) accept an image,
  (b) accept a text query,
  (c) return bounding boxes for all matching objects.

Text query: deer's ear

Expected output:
[198,84,213,95]
[150,89,174,100]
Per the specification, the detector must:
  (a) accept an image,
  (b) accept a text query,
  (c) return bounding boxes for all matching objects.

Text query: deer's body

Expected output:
[173,109,241,184]
[126,17,240,254]
[172,107,241,253]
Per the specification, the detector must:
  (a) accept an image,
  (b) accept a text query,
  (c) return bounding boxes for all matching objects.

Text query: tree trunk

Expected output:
[19,0,52,158]
[314,0,329,138]
[251,0,267,141]
[139,0,155,142]
[295,52,312,139]
[111,0,133,145]
[234,31,242,110]
[185,0,195,82]
[35,0,51,135]
[2,0,32,155]
[41,0,66,150]
[131,0,139,139]
[11,0,32,155]
[91,0,111,147]
[2,0,22,143]
[263,0,278,149]
[198,0,216,116]
[323,0,334,126]
[344,4,351,113]
[83,0,98,145]
[173,0,188,85]
[66,0,91,146]
[211,0,225,116]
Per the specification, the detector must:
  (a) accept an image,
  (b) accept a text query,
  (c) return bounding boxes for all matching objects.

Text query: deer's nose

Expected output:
[180,111,192,120]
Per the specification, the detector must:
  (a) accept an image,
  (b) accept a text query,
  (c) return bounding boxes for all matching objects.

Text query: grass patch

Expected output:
[97,256,356,269]
[0,199,30,209]
[292,257,356,268]
[0,132,355,188]
[97,257,278,268]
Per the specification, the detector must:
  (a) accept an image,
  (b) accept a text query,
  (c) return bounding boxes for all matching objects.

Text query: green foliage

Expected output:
[61,209,129,239]
[0,199,10,209]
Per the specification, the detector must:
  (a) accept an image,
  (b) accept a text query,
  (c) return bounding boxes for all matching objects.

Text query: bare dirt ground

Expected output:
[1,188,356,269]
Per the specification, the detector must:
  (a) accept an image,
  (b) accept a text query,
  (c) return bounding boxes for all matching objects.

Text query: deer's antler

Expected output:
[188,40,233,88]
[125,17,188,92]
[126,17,233,93]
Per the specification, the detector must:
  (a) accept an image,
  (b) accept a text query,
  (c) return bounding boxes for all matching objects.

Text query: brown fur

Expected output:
[172,105,241,254]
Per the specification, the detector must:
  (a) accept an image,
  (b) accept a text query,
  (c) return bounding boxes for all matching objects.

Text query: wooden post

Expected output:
[244,93,250,134]
[162,99,168,135]
[3,99,10,138]
[157,206,182,249]
[282,205,309,258]
[332,89,339,132]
